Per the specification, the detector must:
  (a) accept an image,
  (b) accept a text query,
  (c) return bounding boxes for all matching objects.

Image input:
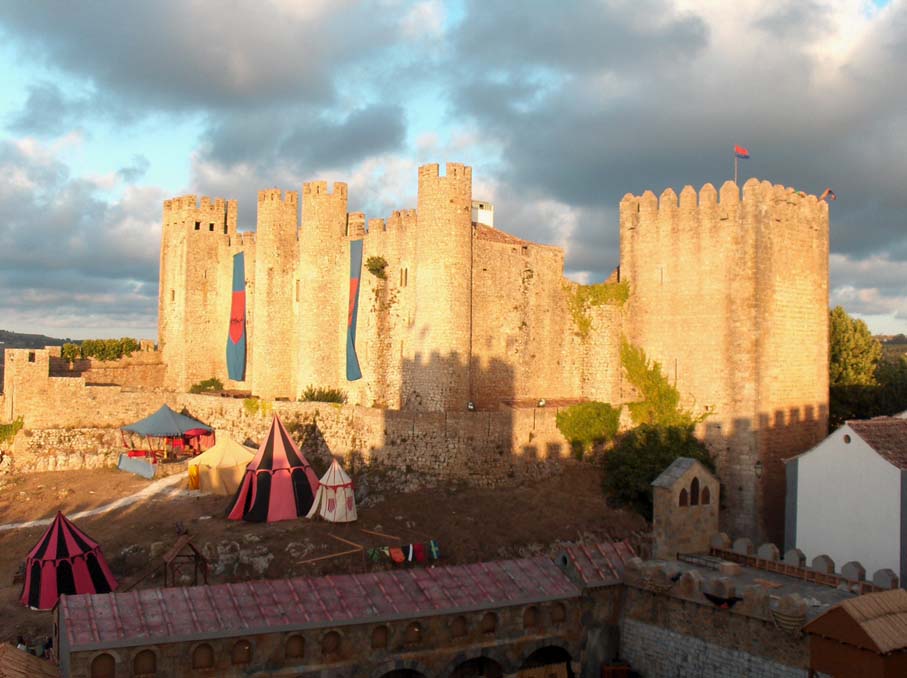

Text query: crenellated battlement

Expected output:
[348,212,366,238]
[620,178,828,229]
[257,189,298,205]
[303,181,347,197]
[387,209,417,231]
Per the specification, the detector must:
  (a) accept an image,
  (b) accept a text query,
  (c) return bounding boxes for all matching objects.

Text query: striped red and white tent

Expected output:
[20,512,117,610]
[306,458,357,523]
[226,415,320,523]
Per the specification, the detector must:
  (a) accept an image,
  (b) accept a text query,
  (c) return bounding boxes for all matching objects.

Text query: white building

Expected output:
[785,417,907,586]
[471,200,494,227]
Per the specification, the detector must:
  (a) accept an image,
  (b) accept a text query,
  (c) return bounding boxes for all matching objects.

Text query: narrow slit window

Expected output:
[194,221,200,230]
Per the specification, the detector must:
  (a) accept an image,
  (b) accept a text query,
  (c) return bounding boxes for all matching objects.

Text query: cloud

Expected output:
[0,1,402,113]
[0,137,162,336]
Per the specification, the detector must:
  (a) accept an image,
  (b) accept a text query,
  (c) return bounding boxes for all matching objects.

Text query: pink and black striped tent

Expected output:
[20,512,117,610]
[226,415,320,523]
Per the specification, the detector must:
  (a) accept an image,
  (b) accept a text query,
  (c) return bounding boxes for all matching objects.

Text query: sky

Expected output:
[0,0,904,340]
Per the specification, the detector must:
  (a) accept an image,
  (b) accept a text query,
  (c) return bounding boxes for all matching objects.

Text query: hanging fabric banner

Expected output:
[226,252,247,381]
[346,239,363,381]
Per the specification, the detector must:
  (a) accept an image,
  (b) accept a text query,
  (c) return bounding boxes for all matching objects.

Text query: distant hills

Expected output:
[0,329,75,351]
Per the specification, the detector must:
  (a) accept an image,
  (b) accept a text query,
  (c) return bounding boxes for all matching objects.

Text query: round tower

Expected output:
[250,189,299,399]
[406,162,473,411]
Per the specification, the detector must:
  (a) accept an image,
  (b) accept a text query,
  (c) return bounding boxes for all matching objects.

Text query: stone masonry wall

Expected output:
[620,619,802,678]
[620,587,808,672]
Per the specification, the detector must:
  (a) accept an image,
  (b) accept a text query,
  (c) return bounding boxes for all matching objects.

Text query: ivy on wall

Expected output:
[566,281,629,339]
[620,339,705,427]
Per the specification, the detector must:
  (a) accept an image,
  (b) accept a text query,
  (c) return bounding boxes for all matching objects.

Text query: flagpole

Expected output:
[734,154,738,185]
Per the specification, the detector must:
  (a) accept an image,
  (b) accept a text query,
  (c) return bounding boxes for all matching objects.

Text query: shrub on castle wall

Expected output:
[189,378,224,394]
[366,256,388,280]
[603,424,714,520]
[566,281,630,339]
[300,386,348,404]
[555,402,621,459]
[61,338,140,362]
[0,417,24,446]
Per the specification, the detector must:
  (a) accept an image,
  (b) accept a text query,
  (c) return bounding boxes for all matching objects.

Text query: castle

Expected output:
[157,163,829,544]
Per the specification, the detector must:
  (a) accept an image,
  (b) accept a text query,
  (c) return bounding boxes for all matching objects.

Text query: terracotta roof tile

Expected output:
[60,556,580,651]
[559,540,637,587]
[806,589,907,654]
[847,418,907,469]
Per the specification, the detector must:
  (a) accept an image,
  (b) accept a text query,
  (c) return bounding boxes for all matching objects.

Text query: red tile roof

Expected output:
[559,540,637,587]
[848,418,907,469]
[804,588,907,654]
[60,556,580,651]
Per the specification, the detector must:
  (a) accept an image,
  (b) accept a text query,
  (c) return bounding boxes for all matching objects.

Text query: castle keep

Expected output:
[156,163,829,542]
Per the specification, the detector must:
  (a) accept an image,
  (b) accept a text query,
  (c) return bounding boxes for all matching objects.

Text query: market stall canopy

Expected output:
[122,405,213,437]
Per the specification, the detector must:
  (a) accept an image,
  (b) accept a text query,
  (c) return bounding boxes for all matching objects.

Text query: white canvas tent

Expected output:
[306,459,357,522]
[187,436,254,495]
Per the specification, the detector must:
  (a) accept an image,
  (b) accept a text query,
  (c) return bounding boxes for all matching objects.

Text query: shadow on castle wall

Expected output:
[702,403,827,545]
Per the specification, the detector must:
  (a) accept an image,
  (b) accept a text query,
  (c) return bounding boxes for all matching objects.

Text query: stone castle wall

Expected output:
[619,180,829,543]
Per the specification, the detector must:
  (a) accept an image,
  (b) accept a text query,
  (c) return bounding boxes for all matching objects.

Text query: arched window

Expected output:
[679,488,689,506]
[701,486,711,505]
[523,606,540,630]
[550,602,567,624]
[133,649,156,675]
[90,653,115,678]
[321,631,341,660]
[403,622,422,646]
[192,644,214,670]
[371,625,389,649]
[450,615,468,638]
[285,635,305,659]
[480,612,497,634]
[690,477,700,506]
[231,639,252,665]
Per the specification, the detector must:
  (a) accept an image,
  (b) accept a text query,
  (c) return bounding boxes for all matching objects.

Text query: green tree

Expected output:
[602,424,713,520]
[555,402,621,459]
[829,306,882,386]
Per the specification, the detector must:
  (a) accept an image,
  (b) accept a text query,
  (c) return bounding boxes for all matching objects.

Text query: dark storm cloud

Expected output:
[0,1,395,112]
[443,0,907,289]
[202,104,406,171]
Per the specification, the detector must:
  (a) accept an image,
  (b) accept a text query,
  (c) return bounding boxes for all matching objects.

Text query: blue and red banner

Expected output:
[346,240,363,381]
[226,252,246,381]
[734,145,750,159]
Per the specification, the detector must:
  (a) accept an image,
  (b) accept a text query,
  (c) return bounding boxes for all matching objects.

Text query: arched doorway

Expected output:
[449,657,504,678]
[519,645,574,678]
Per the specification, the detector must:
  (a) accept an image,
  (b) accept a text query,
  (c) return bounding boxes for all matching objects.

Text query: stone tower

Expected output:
[406,163,474,411]
[250,189,298,400]
[620,178,829,543]
[159,195,237,391]
[297,181,348,396]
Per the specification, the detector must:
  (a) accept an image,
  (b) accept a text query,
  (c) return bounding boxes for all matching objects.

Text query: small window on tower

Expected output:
[171,289,175,302]
[194,221,200,230]
[209,223,214,231]
[404,268,408,286]
[28,352,36,363]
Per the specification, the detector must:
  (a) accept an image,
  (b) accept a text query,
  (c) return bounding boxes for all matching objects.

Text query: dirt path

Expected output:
[0,474,186,532]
